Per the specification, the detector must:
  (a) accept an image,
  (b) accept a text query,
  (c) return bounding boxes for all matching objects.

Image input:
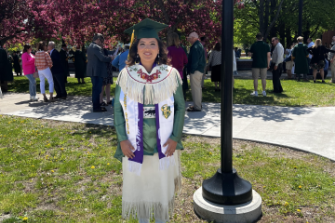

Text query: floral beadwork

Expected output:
[137,69,161,83]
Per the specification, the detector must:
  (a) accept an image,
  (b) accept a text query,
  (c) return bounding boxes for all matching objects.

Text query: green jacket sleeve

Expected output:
[188,45,200,74]
[249,44,254,53]
[169,78,185,142]
[114,84,128,142]
[292,47,296,58]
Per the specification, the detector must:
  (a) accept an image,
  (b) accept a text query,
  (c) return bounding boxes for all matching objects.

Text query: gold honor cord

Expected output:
[127,29,135,61]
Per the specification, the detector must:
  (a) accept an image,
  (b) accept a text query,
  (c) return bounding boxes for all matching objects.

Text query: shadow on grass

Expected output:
[185,83,293,107]
[233,88,292,107]
[70,124,118,146]
[313,81,334,86]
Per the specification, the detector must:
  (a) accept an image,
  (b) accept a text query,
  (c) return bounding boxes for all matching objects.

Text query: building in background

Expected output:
[322,30,335,47]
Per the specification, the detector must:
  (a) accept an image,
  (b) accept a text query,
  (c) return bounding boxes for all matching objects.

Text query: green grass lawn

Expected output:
[7,76,335,107]
[0,115,334,222]
[239,56,252,59]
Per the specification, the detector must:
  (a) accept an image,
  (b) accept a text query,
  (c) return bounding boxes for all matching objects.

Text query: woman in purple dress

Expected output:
[167,32,188,100]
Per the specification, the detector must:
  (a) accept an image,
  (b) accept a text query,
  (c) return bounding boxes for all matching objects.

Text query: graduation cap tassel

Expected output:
[128,29,135,61]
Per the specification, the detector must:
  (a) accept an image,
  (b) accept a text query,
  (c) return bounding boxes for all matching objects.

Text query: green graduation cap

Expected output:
[124,18,168,40]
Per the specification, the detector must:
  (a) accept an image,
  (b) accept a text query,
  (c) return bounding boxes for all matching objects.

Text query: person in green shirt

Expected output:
[249,33,271,97]
[113,18,185,223]
[186,32,206,111]
[291,36,310,81]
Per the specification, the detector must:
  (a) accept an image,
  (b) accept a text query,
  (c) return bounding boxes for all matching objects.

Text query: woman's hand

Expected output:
[120,140,135,159]
[163,138,177,157]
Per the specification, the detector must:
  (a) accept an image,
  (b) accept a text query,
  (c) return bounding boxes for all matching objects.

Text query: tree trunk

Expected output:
[263,0,270,39]
[268,0,277,41]
[279,22,285,48]
[259,0,265,35]
[303,22,311,43]
[285,27,292,48]
[258,0,285,41]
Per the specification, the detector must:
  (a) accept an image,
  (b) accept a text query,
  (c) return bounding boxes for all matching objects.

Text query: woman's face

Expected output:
[137,38,159,64]
[28,48,32,54]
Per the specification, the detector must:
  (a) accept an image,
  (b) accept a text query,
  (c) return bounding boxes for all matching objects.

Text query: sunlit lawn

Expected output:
[0,115,334,222]
[7,76,335,107]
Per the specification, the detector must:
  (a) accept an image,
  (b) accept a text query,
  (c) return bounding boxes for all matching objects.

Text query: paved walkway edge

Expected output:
[5,114,333,162]
[184,131,335,162]
[2,94,334,163]
[233,138,335,162]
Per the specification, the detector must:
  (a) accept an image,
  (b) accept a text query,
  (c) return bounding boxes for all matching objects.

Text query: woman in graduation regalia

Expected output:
[73,46,87,84]
[114,19,185,223]
[13,52,22,76]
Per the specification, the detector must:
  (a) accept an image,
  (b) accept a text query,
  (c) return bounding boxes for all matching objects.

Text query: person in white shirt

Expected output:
[307,38,314,59]
[307,38,314,76]
[271,37,284,93]
[284,43,294,79]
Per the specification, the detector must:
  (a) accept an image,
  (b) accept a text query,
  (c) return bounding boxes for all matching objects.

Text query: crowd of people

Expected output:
[0,28,229,113]
[248,33,335,97]
[1,30,335,107]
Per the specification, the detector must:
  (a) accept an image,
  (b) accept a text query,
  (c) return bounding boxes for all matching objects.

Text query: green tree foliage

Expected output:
[234,0,335,47]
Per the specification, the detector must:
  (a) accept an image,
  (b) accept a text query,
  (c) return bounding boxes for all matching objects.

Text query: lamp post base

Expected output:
[202,168,253,205]
[193,187,262,223]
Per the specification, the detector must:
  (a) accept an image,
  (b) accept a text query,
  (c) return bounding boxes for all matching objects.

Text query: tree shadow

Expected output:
[14,100,49,108]
[14,100,32,105]
[70,124,118,145]
[233,104,312,122]
[183,101,314,135]
[9,96,114,126]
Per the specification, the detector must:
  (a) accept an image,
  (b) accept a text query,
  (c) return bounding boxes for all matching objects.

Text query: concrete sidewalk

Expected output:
[1,93,334,161]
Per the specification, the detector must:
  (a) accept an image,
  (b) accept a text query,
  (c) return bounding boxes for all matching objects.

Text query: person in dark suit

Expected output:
[74,45,87,84]
[12,52,22,76]
[60,44,70,84]
[48,41,67,99]
[0,46,14,92]
[86,33,112,112]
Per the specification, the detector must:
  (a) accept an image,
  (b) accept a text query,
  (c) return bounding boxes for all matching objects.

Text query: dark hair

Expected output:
[214,42,221,51]
[38,41,45,51]
[256,33,263,40]
[126,39,170,66]
[93,33,104,42]
[23,45,31,53]
[200,37,206,41]
[62,44,67,48]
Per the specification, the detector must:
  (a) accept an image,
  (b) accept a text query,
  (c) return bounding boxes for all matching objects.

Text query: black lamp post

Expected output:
[201,0,253,205]
[298,0,303,36]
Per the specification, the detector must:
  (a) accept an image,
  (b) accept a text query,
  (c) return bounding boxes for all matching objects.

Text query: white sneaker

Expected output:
[262,91,266,96]
[30,96,39,101]
[250,91,258,97]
